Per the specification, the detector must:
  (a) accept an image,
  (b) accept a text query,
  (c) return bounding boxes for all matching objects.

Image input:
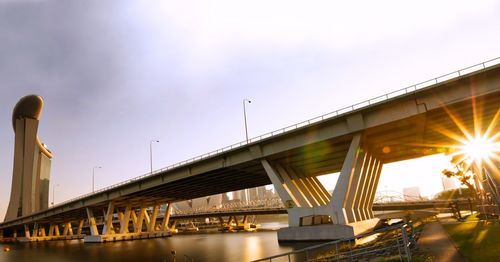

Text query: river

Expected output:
[0,215,316,262]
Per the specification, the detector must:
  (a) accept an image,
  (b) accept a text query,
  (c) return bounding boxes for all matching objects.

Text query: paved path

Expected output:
[417,222,466,262]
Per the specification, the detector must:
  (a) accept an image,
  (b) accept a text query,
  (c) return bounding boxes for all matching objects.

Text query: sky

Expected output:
[1,0,499,220]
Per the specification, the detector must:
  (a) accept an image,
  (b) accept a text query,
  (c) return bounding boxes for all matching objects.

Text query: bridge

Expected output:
[1,58,499,242]
[170,199,474,220]
[77,199,471,233]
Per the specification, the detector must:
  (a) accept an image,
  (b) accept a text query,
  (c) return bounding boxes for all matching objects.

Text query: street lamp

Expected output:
[92,166,101,193]
[51,184,59,207]
[150,139,160,174]
[243,99,252,143]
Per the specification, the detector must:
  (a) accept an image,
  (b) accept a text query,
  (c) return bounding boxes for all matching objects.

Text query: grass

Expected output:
[370,255,432,262]
[442,215,500,261]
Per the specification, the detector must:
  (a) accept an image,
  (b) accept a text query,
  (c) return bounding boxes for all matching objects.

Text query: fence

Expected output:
[252,222,419,262]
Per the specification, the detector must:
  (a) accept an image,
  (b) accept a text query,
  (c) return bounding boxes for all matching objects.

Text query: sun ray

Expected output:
[483,107,500,139]
[470,85,484,139]
[441,105,475,142]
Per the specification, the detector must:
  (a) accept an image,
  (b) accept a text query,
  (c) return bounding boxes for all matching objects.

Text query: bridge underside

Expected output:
[270,92,499,173]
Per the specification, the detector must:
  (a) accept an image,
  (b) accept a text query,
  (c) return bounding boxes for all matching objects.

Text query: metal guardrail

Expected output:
[252,222,417,262]
[54,57,500,208]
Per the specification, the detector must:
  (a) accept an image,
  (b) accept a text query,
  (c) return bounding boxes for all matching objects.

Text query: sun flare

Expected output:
[461,136,497,163]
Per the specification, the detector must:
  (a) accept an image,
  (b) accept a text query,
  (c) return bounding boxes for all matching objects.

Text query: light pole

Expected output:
[243,99,251,143]
[92,166,101,193]
[150,139,159,174]
[51,184,59,207]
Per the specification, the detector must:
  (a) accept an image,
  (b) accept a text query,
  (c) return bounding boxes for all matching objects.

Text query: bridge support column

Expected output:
[235,215,252,231]
[48,224,60,237]
[77,219,85,235]
[170,220,177,232]
[84,202,172,243]
[148,205,158,232]
[17,221,83,242]
[263,133,384,241]
[134,207,147,233]
[119,205,132,234]
[62,222,73,236]
[86,208,99,236]
[39,226,46,237]
[160,202,174,232]
[218,216,235,231]
[330,134,382,232]
[24,225,31,238]
[32,223,39,237]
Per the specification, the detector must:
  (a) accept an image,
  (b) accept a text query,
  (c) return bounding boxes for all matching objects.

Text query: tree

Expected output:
[442,155,477,199]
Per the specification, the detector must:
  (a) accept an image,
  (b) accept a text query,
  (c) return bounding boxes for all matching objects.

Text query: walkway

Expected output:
[417,221,466,262]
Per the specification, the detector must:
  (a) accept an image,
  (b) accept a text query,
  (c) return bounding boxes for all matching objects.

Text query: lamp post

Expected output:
[243,99,251,143]
[150,139,159,174]
[92,166,101,193]
[51,184,59,207]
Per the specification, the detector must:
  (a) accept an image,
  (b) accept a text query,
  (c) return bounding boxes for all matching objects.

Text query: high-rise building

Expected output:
[207,194,222,208]
[4,95,53,221]
[441,176,457,191]
[402,187,422,201]
[191,197,209,209]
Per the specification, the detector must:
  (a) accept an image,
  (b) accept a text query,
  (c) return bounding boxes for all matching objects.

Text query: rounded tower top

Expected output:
[12,95,44,130]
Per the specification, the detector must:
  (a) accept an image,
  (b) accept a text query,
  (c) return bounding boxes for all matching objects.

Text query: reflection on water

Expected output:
[1,229,314,262]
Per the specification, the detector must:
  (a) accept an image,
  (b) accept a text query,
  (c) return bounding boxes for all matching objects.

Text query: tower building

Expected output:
[4,95,53,221]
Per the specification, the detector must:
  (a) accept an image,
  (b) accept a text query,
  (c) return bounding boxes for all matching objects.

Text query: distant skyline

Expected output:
[1,1,500,220]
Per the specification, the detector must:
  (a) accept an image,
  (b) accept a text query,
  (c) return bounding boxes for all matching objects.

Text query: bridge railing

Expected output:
[54,57,500,208]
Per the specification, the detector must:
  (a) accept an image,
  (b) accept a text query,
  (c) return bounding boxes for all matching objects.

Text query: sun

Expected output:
[461,135,497,163]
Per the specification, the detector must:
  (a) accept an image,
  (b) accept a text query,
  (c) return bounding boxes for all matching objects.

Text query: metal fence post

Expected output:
[335,242,339,260]
[349,239,353,261]
[395,234,403,261]
[401,226,411,262]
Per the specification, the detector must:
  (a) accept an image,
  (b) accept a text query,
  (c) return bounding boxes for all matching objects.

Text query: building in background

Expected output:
[4,95,53,221]
[441,176,457,191]
[403,187,422,201]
